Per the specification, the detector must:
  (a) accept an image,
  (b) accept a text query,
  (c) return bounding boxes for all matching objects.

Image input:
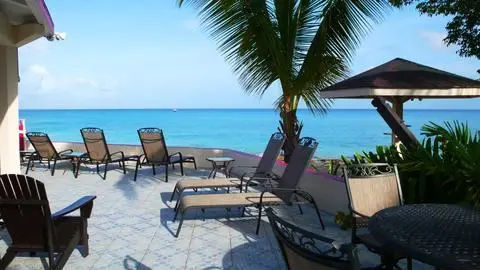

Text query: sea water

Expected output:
[19,109,480,158]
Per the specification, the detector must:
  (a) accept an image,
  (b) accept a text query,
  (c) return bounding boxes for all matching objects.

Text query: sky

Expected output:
[19,0,480,110]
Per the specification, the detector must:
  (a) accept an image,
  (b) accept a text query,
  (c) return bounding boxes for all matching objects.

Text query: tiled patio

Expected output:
[0,161,431,269]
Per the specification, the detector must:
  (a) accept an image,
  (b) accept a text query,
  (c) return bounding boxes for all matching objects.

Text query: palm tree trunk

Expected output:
[281,95,300,163]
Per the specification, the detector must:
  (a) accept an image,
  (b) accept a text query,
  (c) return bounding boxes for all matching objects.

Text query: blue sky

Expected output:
[19,0,479,110]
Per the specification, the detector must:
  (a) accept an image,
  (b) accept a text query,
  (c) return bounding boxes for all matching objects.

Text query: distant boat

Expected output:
[172,109,177,112]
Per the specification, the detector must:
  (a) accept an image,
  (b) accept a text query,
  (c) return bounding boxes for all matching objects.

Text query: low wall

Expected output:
[50,142,349,214]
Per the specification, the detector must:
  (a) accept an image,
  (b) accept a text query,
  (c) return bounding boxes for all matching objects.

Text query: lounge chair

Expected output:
[134,128,197,182]
[25,132,74,176]
[266,208,360,270]
[170,132,286,204]
[80,127,138,179]
[173,137,324,237]
[343,163,412,269]
[0,174,96,269]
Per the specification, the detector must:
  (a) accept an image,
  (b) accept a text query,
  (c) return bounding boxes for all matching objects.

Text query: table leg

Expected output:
[208,162,216,179]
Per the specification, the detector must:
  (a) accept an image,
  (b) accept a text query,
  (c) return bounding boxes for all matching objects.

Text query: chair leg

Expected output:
[180,162,184,176]
[311,199,325,230]
[407,257,412,270]
[255,206,263,235]
[171,164,175,170]
[165,165,169,182]
[122,160,126,174]
[25,155,33,174]
[0,249,17,269]
[96,163,99,173]
[193,159,197,170]
[47,159,51,169]
[174,212,185,238]
[133,159,140,181]
[152,164,156,175]
[51,159,58,176]
[80,219,89,257]
[103,163,108,180]
[54,230,81,270]
[170,185,178,201]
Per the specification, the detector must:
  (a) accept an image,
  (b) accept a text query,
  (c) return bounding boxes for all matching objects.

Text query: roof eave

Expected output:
[321,88,480,99]
[25,0,54,38]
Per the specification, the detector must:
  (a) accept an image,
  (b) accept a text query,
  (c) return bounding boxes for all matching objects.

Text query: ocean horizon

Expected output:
[19,108,480,158]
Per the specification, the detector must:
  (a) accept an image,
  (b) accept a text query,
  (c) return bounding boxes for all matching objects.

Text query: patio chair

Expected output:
[169,132,286,204]
[80,127,138,179]
[134,128,197,182]
[173,137,324,237]
[25,132,74,176]
[343,163,412,270]
[0,174,96,269]
[266,208,360,270]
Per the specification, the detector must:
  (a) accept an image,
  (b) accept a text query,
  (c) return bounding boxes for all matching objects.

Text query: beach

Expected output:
[19,109,480,158]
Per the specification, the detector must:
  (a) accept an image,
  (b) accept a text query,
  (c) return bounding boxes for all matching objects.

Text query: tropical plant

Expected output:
[342,121,480,207]
[177,0,392,162]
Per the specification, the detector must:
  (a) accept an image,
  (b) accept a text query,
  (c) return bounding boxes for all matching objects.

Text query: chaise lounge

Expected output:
[173,137,324,237]
[80,127,138,179]
[169,132,286,206]
[25,132,74,176]
[134,128,197,182]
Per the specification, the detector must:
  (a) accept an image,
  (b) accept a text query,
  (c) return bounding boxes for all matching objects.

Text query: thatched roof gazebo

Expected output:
[321,58,480,147]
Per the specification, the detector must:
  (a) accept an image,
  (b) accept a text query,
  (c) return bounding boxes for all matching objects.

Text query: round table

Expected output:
[369,204,480,269]
[206,157,235,178]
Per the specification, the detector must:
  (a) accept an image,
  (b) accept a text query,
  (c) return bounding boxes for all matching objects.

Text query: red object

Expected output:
[19,119,26,151]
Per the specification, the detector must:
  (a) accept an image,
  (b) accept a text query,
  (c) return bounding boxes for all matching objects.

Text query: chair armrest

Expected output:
[110,151,125,160]
[52,196,96,220]
[228,165,257,175]
[242,173,279,192]
[58,149,74,155]
[349,207,370,219]
[168,152,183,160]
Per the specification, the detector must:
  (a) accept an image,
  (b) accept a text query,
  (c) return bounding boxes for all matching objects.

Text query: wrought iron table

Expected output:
[369,204,480,269]
[62,151,88,178]
[206,157,235,178]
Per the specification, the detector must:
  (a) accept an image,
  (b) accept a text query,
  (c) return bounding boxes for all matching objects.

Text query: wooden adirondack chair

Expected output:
[0,174,96,269]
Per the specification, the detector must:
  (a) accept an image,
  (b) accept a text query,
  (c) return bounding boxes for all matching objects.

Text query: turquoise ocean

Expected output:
[19,109,480,158]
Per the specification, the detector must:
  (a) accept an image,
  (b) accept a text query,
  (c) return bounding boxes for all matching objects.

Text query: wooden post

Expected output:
[391,97,404,145]
[372,97,418,149]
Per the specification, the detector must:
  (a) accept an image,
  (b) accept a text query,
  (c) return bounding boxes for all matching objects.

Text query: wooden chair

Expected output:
[25,132,74,176]
[343,163,411,269]
[266,208,360,270]
[80,127,138,179]
[0,174,96,269]
[134,128,197,182]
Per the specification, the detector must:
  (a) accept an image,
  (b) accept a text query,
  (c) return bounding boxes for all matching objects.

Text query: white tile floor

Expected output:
[0,161,431,269]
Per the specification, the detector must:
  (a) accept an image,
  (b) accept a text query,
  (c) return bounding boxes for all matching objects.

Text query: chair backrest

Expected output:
[266,208,358,270]
[81,127,110,162]
[255,132,286,174]
[137,128,169,164]
[275,137,318,202]
[26,132,58,159]
[343,163,404,218]
[0,174,54,249]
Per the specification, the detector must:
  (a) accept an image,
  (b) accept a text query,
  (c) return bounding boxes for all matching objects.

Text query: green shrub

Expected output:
[342,121,480,207]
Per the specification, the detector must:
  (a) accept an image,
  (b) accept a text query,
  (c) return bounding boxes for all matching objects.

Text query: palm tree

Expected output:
[178,0,391,162]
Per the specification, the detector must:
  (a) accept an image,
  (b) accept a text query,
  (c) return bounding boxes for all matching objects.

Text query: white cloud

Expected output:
[418,31,447,50]
[21,64,117,98]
